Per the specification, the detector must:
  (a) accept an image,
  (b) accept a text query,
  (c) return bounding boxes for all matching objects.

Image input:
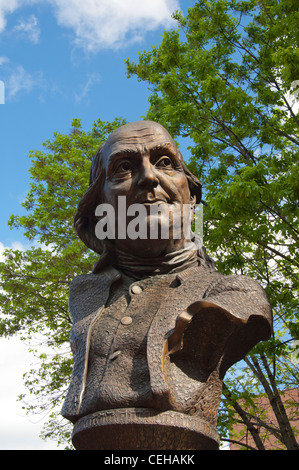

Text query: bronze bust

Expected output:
[62,121,272,450]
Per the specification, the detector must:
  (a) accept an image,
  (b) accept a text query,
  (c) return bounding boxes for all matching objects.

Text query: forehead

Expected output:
[101,122,178,162]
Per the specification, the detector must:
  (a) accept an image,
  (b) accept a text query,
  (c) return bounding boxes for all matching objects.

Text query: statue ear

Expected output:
[190,195,196,221]
[190,195,196,206]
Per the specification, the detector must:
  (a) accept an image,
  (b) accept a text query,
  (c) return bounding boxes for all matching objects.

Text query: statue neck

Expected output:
[114,240,199,280]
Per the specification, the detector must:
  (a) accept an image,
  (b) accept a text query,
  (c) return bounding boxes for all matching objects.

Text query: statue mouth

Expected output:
[138,193,170,205]
[142,199,167,205]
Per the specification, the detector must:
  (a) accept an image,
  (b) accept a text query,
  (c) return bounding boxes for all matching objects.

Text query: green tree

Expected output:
[126,0,299,449]
[0,117,126,448]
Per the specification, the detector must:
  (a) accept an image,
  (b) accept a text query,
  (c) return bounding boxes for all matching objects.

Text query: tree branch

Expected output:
[223,383,266,450]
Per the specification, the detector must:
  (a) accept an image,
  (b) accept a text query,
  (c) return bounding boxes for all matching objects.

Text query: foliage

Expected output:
[126,0,299,449]
[0,117,126,447]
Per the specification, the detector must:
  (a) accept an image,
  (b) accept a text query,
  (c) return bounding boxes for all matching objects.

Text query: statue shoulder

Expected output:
[186,267,268,305]
[69,271,106,295]
[203,273,267,297]
[69,267,120,324]
[202,272,272,326]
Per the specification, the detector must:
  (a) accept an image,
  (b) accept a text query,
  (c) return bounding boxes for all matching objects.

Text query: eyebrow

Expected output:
[109,143,178,159]
[108,148,139,160]
[149,143,178,156]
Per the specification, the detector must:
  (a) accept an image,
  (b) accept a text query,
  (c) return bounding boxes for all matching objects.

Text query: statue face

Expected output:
[100,121,192,255]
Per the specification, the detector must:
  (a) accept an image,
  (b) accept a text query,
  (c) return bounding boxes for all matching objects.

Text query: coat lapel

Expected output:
[62,267,121,420]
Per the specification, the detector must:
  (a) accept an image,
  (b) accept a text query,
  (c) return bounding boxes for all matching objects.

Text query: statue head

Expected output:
[74,121,203,271]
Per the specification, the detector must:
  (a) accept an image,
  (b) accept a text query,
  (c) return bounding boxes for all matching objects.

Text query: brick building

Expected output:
[229,388,299,450]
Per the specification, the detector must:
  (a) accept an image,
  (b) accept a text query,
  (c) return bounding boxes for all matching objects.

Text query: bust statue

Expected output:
[62,121,272,450]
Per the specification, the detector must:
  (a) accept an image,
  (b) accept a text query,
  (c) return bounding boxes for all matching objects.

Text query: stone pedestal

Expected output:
[72,408,220,450]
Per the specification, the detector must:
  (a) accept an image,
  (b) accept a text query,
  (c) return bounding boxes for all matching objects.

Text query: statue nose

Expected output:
[138,160,158,189]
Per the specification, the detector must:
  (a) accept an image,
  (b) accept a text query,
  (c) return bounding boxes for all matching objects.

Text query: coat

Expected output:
[62,263,272,427]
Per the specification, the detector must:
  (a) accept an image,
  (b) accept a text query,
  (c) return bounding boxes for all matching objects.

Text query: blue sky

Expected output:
[0,0,194,248]
[0,0,195,450]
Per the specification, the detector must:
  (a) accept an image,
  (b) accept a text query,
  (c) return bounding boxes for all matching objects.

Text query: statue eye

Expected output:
[156,156,173,168]
[116,160,132,173]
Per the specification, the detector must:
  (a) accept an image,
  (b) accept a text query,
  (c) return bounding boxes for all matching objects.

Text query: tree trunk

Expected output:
[245,355,299,450]
[223,383,266,450]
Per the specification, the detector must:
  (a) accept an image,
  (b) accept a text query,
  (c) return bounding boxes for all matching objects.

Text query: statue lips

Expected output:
[142,200,167,206]
[139,198,171,213]
[137,191,171,206]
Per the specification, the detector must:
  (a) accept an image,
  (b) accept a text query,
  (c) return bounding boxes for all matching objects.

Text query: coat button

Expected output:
[109,350,121,360]
[131,285,142,294]
[121,316,133,325]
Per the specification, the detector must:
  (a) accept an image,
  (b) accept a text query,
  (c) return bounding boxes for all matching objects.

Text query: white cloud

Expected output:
[0,56,9,66]
[6,65,43,100]
[49,0,180,51]
[0,0,41,33]
[0,335,60,449]
[74,72,101,102]
[0,241,29,262]
[0,0,180,51]
[13,13,40,43]
[0,56,43,102]
[0,0,20,33]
